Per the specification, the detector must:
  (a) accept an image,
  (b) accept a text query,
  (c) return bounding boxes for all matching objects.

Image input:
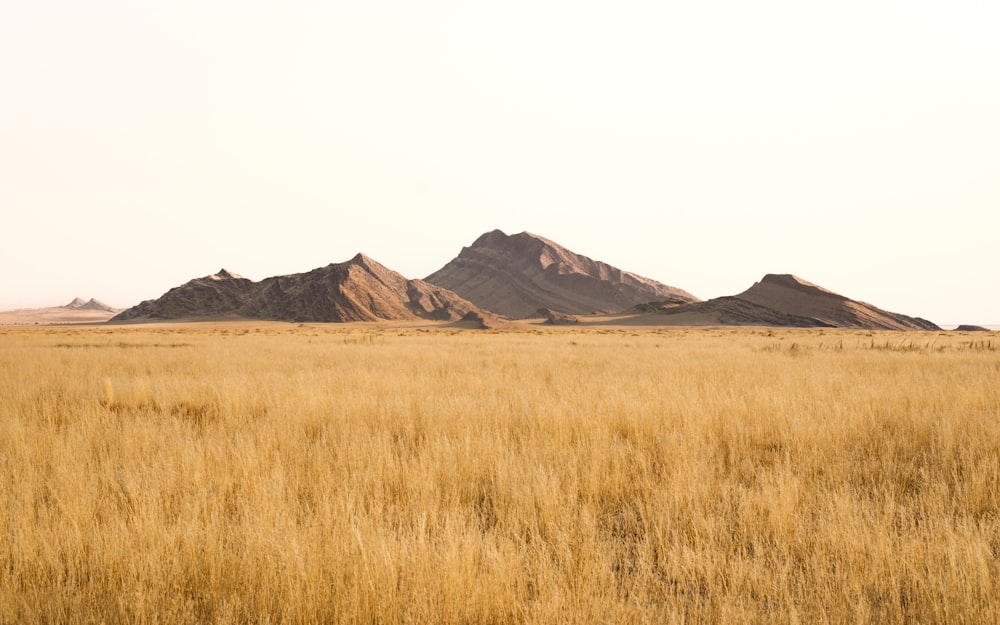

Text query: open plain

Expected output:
[1,324,998,624]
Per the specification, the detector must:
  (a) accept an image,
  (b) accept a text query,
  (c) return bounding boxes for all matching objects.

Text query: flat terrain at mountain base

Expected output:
[0,307,118,325]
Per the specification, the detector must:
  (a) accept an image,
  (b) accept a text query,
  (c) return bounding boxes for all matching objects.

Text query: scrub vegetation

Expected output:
[1,324,998,624]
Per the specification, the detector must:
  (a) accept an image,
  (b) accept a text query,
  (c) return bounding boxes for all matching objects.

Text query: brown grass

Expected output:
[1,325,998,624]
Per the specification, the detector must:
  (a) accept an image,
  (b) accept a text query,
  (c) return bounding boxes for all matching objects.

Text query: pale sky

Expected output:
[2,1,998,324]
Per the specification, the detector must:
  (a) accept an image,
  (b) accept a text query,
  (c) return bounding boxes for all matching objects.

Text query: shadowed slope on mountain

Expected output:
[651,296,833,327]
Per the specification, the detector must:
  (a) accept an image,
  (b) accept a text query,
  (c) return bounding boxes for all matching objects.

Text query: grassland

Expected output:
[1,324,998,624]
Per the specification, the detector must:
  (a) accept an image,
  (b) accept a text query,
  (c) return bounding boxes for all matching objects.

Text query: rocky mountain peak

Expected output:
[210,269,244,281]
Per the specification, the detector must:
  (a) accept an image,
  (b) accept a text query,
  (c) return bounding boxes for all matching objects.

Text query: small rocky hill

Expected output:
[425,230,698,318]
[110,269,256,321]
[637,274,939,330]
[734,274,939,330]
[111,255,487,323]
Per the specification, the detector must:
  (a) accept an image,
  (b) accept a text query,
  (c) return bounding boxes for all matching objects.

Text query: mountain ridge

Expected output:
[111,254,491,324]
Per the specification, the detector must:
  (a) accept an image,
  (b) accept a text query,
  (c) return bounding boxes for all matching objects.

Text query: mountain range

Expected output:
[105,230,939,330]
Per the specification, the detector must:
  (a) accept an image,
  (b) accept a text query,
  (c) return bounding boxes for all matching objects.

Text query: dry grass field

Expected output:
[1,324,998,624]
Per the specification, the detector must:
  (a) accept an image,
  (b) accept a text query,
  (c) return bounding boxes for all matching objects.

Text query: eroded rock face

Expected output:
[425,230,698,318]
[536,308,580,325]
[456,310,491,330]
[111,256,486,323]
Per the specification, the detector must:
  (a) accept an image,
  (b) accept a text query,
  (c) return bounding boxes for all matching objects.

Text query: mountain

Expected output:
[240,254,482,322]
[646,274,939,330]
[66,297,120,313]
[424,230,698,318]
[110,255,489,324]
[109,269,256,321]
[735,274,939,330]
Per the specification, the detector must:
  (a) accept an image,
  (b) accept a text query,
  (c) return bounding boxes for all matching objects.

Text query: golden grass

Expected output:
[1,324,998,624]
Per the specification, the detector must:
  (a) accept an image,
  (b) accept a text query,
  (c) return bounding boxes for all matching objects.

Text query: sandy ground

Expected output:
[0,307,119,326]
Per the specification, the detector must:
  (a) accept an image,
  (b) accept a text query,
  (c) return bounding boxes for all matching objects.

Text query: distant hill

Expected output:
[0,298,121,325]
[425,230,698,318]
[65,297,122,313]
[639,274,939,330]
[735,274,939,330]
[110,254,493,324]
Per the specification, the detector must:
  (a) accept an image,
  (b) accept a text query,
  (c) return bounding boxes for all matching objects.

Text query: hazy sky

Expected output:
[2,1,998,324]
